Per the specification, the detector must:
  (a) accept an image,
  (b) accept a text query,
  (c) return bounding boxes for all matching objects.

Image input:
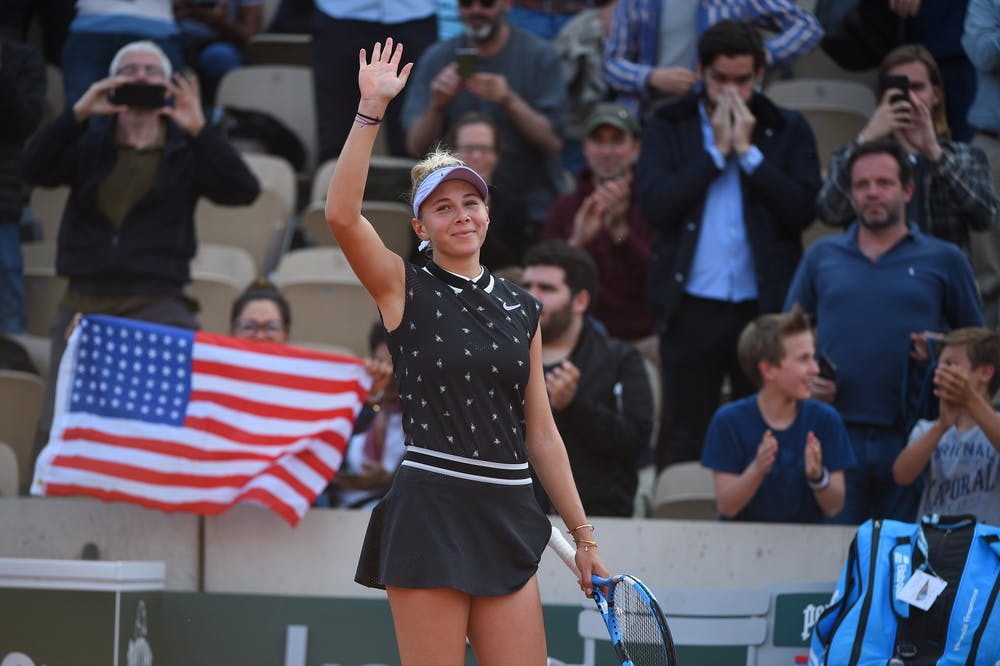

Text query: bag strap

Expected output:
[901,337,938,434]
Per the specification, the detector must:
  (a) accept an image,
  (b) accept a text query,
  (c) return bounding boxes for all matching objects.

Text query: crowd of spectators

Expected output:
[5,0,1000,527]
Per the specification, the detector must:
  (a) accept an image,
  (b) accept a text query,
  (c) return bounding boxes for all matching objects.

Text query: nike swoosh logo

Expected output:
[503,303,521,311]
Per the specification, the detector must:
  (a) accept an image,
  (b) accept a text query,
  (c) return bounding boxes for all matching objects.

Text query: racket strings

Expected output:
[613,581,671,666]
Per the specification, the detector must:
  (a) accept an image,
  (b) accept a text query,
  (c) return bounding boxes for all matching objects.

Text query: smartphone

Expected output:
[818,354,838,382]
[109,83,167,109]
[455,48,478,80]
[881,74,910,104]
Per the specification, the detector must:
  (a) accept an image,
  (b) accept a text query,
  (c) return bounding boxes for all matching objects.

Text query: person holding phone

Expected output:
[401,0,567,228]
[817,45,999,256]
[21,39,260,463]
[328,38,607,665]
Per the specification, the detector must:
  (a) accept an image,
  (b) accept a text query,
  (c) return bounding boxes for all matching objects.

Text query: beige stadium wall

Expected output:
[1,498,857,602]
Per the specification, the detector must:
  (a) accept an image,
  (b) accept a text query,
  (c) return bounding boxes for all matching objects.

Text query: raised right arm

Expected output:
[325,39,413,330]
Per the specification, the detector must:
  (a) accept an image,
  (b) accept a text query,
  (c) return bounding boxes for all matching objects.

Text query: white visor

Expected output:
[412,165,489,219]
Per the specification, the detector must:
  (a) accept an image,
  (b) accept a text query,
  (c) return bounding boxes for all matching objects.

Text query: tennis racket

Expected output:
[548,526,677,666]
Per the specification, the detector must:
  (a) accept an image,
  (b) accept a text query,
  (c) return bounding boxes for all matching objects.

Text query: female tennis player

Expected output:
[325,39,608,665]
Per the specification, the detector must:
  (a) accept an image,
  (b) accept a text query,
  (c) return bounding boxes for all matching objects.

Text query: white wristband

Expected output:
[808,466,830,491]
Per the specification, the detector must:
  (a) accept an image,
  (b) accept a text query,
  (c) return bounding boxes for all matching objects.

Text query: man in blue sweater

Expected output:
[785,138,983,524]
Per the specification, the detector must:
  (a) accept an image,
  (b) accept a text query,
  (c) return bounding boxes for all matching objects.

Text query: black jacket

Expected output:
[21,109,260,295]
[547,323,653,517]
[637,91,821,331]
[0,41,46,224]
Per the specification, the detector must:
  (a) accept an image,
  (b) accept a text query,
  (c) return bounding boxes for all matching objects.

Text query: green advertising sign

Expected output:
[0,588,163,666]
[772,593,833,647]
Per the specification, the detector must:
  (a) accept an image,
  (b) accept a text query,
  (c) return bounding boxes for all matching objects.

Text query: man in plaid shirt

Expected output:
[602,0,822,121]
[817,45,1000,320]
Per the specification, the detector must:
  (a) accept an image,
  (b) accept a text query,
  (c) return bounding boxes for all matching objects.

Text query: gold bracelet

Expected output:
[574,538,599,552]
[567,523,594,535]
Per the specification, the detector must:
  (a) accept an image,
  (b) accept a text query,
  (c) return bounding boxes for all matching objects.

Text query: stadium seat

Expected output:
[310,158,336,204]
[241,152,298,218]
[195,188,288,274]
[0,370,45,494]
[216,65,317,173]
[273,248,377,355]
[245,33,312,67]
[763,78,877,170]
[27,185,69,243]
[310,155,415,205]
[21,241,65,337]
[650,461,718,520]
[575,585,769,665]
[273,246,353,280]
[187,243,258,334]
[298,200,414,258]
[7,333,52,382]
[0,441,18,497]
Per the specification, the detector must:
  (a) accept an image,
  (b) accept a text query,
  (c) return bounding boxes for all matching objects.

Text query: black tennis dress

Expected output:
[355,260,552,595]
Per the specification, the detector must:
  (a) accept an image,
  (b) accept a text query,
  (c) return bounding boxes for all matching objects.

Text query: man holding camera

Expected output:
[786,138,983,524]
[21,40,259,455]
[401,0,566,226]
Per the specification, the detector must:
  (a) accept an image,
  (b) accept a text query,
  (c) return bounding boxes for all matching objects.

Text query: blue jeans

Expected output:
[0,224,25,335]
[828,425,921,525]
[61,30,184,105]
[195,41,243,105]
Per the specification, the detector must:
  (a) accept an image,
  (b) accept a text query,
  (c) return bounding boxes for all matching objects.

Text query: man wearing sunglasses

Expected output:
[636,20,821,471]
[402,0,567,229]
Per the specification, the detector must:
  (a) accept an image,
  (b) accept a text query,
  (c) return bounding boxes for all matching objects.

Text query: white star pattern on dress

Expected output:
[395,263,538,463]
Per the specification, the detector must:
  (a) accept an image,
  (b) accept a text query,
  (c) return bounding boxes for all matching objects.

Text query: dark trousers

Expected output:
[311,12,437,163]
[827,424,920,525]
[656,294,757,469]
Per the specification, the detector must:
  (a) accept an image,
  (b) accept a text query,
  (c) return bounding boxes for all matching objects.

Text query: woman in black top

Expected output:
[325,39,607,666]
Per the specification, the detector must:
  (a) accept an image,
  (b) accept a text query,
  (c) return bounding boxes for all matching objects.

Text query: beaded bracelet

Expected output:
[574,538,599,552]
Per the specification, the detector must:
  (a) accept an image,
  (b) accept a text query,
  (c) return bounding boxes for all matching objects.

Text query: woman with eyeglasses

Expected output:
[229,278,292,344]
[327,39,607,666]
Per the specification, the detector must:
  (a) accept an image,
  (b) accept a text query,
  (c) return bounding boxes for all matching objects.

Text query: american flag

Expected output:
[31,315,370,525]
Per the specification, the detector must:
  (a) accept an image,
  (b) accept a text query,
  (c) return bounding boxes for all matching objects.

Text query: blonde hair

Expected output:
[409,147,466,215]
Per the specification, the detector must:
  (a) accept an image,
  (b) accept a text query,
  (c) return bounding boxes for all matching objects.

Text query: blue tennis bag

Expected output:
[809,515,1000,665]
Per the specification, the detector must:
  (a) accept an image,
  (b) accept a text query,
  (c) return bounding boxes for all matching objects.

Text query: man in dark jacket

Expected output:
[522,240,653,517]
[21,40,259,454]
[0,39,46,334]
[637,20,821,469]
